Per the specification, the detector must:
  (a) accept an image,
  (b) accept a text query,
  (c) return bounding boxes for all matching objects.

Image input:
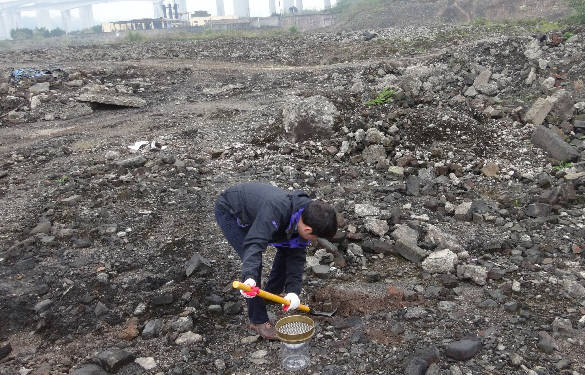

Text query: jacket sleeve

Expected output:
[284,247,306,295]
[240,201,281,282]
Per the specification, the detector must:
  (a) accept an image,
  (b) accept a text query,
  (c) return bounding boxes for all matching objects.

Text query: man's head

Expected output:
[298,200,338,241]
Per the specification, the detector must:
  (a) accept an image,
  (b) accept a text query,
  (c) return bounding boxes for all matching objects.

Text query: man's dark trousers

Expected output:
[215,202,288,324]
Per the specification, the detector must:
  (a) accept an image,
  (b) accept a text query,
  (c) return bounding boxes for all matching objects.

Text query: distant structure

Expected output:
[216,0,225,16]
[268,0,276,15]
[102,17,187,32]
[323,0,331,10]
[232,0,250,17]
[280,0,294,13]
[295,0,304,11]
[0,0,171,40]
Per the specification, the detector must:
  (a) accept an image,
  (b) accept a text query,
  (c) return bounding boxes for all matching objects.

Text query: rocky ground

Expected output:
[1,24,585,375]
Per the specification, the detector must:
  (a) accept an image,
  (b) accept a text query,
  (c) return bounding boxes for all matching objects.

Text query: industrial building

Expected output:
[0,0,331,40]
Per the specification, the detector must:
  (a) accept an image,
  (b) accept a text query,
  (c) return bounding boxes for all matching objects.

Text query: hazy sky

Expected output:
[9,0,338,24]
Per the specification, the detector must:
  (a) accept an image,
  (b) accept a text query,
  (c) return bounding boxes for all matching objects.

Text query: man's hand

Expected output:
[282,293,300,312]
[240,278,259,298]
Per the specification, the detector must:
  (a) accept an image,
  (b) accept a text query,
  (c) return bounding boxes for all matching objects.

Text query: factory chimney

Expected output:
[173,3,179,18]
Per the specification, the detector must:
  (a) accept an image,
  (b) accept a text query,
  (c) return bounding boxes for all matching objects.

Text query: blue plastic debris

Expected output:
[11,68,51,82]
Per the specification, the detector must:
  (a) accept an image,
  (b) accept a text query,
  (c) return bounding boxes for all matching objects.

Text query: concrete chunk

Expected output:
[422,249,458,273]
[457,264,488,285]
[394,238,429,264]
[531,126,579,162]
[78,93,146,108]
[525,97,553,126]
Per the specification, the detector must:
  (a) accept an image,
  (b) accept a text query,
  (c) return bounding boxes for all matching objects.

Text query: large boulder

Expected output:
[282,95,339,142]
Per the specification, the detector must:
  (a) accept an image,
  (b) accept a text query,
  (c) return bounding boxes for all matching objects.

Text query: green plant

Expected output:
[49,28,66,37]
[513,198,521,208]
[563,31,574,40]
[57,176,69,184]
[126,31,145,42]
[288,25,298,33]
[10,28,33,40]
[472,17,492,26]
[365,88,395,106]
[552,161,573,170]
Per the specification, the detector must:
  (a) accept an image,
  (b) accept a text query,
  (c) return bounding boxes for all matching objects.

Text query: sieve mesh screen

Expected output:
[277,321,313,335]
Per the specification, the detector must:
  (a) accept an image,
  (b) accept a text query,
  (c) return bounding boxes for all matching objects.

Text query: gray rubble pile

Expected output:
[0,23,584,375]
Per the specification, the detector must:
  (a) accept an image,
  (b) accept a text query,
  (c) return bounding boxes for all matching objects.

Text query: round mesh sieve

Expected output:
[275,315,315,344]
[278,321,313,335]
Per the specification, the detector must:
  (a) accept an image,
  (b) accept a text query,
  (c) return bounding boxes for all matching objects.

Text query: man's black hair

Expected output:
[302,200,337,239]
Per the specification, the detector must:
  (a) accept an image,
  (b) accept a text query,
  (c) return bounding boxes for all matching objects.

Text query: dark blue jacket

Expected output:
[216,183,312,294]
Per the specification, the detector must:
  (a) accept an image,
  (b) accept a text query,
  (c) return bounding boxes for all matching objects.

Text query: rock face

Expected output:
[282,95,339,142]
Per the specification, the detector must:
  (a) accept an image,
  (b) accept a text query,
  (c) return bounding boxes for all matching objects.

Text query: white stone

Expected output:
[524,39,542,60]
[175,331,202,345]
[541,77,555,90]
[347,243,364,257]
[454,202,472,220]
[422,249,458,273]
[365,218,389,237]
[457,264,488,285]
[30,96,42,109]
[250,349,268,359]
[388,166,404,176]
[354,203,380,217]
[525,67,536,85]
[438,301,457,311]
[512,280,521,292]
[135,357,157,370]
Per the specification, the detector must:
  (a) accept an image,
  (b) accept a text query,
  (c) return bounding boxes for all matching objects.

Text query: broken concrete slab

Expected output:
[531,126,579,162]
[78,93,146,108]
[422,249,458,273]
[525,97,553,126]
[29,82,50,94]
[394,238,429,264]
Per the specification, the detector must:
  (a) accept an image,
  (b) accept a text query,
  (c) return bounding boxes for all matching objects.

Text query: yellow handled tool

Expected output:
[232,280,311,313]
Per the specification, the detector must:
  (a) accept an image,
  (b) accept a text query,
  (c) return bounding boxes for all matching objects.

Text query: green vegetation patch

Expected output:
[366,88,395,106]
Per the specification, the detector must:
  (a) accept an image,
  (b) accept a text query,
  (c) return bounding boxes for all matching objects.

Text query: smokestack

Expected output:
[173,3,179,18]
[161,4,167,18]
[295,0,303,11]
[167,4,173,18]
[216,0,225,16]
[268,0,276,15]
